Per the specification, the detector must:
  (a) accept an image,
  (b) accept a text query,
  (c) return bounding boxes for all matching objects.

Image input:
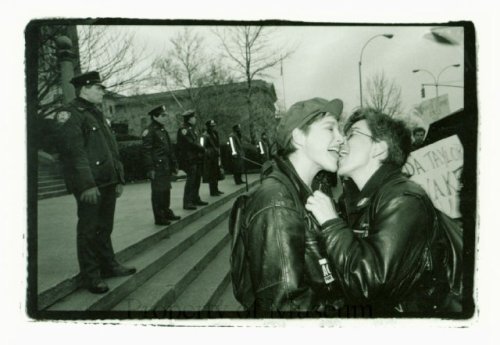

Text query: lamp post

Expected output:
[412,64,460,98]
[55,35,77,104]
[358,34,394,108]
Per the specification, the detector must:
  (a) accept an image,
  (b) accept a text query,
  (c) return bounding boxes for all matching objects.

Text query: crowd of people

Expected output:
[56,71,262,293]
[55,70,458,316]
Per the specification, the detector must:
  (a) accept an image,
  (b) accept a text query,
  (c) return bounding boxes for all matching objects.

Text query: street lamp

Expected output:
[358,33,394,108]
[412,64,460,98]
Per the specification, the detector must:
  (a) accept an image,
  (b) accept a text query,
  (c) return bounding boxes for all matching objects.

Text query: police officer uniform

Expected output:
[202,119,224,196]
[59,71,136,294]
[142,105,181,225]
[176,110,209,210]
[229,124,245,185]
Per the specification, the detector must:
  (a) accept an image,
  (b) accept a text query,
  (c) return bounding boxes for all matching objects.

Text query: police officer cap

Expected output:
[206,119,216,127]
[149,105,167,117]
[182,109,196,118]
[70,71,105,88]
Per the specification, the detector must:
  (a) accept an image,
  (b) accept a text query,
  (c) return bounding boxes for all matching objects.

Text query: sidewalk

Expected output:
[36,174,260,294]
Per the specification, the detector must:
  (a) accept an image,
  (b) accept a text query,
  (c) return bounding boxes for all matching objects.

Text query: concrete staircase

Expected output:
[37,180,257,316]
[38,162,68,200]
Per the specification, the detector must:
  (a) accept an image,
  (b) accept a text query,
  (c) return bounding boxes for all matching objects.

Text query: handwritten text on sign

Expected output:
[402,135,463,218]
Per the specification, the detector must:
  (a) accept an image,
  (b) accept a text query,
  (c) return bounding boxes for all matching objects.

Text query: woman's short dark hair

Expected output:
[344,108,412,167]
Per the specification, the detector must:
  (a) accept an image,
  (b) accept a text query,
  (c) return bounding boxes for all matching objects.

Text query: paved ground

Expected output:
[36,174,260,293]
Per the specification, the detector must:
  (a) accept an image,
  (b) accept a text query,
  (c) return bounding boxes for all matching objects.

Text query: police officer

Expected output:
[176,109,209,210]
[229,124,245,185]
[202,119,224,196]
[142,105,181,226]
[59,71,136,294]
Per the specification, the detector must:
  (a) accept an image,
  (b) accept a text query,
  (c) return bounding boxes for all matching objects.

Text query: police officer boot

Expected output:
[195,199,209,206]
[84,277,109,294]
[184,203,197,210]
[155,218,171,226]
[166,209,181,221]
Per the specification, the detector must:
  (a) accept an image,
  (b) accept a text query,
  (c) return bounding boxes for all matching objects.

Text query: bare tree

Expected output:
[152,27,237,129]
[364,71,404,117]
[213,26,294,143]
[152,27,209,111]
[77,26,151,95]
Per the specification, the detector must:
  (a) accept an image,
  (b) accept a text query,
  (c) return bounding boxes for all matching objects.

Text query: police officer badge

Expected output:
[56,111,71,124]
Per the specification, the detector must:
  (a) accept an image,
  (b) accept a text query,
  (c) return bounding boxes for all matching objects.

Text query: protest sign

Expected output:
[402,135,463,218]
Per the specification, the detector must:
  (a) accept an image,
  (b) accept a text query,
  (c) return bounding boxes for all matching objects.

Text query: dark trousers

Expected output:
[151,172,171,222]
[209,181,219,195]
[75,184,118,281]
[233,172,244,184]
[183,163,202,206]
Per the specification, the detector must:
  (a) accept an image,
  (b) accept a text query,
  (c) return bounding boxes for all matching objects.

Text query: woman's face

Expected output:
[301,114,344,173]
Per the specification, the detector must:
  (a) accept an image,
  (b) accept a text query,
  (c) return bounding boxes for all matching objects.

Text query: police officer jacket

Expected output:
[319,163,446,314]
[59,97,124,194]
[176,124,204,169]
[142,120,178,174]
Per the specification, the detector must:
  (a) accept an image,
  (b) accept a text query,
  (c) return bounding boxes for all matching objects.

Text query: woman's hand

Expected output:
[305,190,339,226]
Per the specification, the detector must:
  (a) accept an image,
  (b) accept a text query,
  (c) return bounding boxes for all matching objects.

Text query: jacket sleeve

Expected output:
[320,194,431,303]
[246,204,315,311]
[180,129,205,153]
[60,112,96,194]
[142,129,154,172]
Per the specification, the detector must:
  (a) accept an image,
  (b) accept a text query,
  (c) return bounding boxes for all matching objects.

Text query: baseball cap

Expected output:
[276,97,343,149]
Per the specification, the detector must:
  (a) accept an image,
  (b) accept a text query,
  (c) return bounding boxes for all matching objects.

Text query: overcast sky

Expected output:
[114,24,464,121]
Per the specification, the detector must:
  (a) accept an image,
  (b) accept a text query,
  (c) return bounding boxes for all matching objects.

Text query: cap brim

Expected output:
[320,99,343,117]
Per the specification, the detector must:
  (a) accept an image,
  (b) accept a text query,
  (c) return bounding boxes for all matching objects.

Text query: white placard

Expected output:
[402,135,463,218]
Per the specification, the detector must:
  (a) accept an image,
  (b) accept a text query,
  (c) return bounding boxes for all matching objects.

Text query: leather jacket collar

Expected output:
[272,156,314,205]
[343,163,402,212]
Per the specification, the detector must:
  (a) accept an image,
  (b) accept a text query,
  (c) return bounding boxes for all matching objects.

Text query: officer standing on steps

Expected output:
[229,124,245,185]
[176,109,209,210]
[202,119,224,196]
[142,105,181,226]
[59,71,136,294]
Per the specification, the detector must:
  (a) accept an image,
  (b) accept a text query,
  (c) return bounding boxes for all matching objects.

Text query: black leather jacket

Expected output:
[242,157,329,312]
[320,164,445,314]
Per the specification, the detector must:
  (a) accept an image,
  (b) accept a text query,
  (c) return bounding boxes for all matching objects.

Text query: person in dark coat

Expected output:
[228,124,245,185]
[306,108,450,314]
[411,126,426,151]
[142,105,181,226]
[202,119,224,196]
[59,71,136,294]
[240,98,345,312]
[176,109,208,210]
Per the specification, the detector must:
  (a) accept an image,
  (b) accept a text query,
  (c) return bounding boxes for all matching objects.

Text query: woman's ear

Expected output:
[291,128,306,149]
[372,140,388,161]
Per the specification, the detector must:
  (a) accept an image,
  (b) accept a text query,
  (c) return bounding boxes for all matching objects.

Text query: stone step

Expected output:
[112,221,229,313]
[169,242,231,312]
[37,190,70,200]
[38,179,66,187]
[38,183,67,193]
[46,207,230,312]
[213,276,245,312]
[37,178,260,311]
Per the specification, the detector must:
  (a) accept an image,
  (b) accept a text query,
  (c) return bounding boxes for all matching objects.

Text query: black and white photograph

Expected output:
[24,20,475,320]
